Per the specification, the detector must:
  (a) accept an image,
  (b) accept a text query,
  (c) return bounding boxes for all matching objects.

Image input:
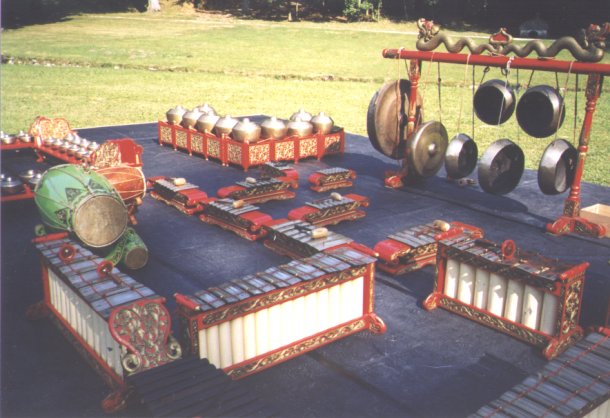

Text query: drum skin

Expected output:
[537,138,577,195]
[473,79,515,125]
[445,133,478,179]
[516,85,565,138]
[367,79,423,160]
[104,227,148,270]
[34,164,128,248]
[93,165,146,204]
[478,139,525,195]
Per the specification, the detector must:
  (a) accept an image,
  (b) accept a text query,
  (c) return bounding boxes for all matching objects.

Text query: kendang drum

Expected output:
[34,164,128,248]
[473,79,516,125]
[516,85,565,138]
[93,165,146,206]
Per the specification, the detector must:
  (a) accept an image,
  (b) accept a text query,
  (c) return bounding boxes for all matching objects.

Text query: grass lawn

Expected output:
[1,11,609,185]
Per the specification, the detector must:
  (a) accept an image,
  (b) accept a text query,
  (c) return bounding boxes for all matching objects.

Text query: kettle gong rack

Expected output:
[382,21,610,239]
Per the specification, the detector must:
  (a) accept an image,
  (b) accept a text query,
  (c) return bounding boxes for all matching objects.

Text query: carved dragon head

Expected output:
[583,22,610,49]
[417,18,440,41]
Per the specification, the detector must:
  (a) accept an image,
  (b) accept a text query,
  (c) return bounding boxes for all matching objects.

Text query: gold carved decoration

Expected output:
[299,138,317,157]
[275,142,295,160]
[324,135,342,153]
[228,144,242,163]
[439,297,548,346]
[227,319,366,379]
[249,144,271,165]
[160,126,173,144]
[191,133,204,153]
[175,130,188,149]
[208,138,221,158]
[201,268,367,327]
[562,279,582,335]
[93,142,121,168]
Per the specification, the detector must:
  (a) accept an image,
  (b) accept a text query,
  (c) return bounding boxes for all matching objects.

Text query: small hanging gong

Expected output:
[538,138,577,195]
[445,133,478,179]
[478,139,525,195]
[473,79,516,125]
[406,120,448,177]
[367,79,423,160]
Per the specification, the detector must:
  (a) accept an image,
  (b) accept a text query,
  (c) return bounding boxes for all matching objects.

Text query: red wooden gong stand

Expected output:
[382,27,610,239]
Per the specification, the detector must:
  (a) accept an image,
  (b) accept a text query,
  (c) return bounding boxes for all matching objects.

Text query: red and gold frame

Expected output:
[375,221,484,276]
[423,238,588,359]
[174,255,385,380]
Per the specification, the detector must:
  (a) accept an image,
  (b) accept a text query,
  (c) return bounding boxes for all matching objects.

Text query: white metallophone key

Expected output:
[444,258,560,335]
[198,278,365,369]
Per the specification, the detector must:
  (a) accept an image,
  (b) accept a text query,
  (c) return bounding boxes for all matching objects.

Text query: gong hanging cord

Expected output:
[516,68,521,142]
[554,62,574,141]
[437,62,443,124]
[395,49,403,148]
[456,53,472,135]
[420,53,436,106]
[472,65,476,140]
[496,57,514,126]
[573,73,579,144]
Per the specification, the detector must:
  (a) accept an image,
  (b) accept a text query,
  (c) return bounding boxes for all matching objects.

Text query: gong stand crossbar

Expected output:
[381,49,609,239]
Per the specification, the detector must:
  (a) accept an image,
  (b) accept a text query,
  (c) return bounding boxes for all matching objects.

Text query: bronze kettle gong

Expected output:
[444,134,478,179]
[478,139,525,195]
[473,79,516,125]
[516,85,565,138]
[367,79,423,160]
[537,138,577,195]
[406,120,448,178]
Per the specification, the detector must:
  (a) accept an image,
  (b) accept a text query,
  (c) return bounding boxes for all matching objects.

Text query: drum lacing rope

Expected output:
[482,333,610,418]
[553,61,574,141]
[456,54,471,135]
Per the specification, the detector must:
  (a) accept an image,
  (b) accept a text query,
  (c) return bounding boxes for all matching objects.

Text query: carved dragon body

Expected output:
[416,19,610,63]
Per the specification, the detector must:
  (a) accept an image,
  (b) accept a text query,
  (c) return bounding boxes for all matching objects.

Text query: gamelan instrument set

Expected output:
[4,19,610,418]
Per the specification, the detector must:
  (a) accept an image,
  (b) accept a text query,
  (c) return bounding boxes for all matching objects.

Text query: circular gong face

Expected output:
[406,121,448,177]
[445,133,478,179]
[478,139,525,195]
[538,138,577,195]
[516,85,565,138]
[366,79,423,160]
[473,79,515,125]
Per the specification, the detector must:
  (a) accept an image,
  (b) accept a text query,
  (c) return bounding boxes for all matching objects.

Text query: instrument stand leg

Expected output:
[547,73,606,239]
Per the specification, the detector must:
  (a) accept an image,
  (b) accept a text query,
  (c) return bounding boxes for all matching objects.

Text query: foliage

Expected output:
[343,0,381,22]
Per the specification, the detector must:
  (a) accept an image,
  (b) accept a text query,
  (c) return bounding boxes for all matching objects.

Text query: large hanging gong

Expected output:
[445,133,478,179]
[478,139,525,195]
[406,121,448,177]
[473,79,516,125]
[516,85,565,138]
[367,79,423,160]
[538,138,577,195]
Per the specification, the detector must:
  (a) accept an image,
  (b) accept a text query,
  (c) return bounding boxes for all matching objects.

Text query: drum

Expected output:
[93,165,146,204]
[104,227,149,270]
[34,164,128,248]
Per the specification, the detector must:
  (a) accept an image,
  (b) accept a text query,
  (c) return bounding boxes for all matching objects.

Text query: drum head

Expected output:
[124,247,149,270]
[478,139,525,195]
[406,121,448,177]
[538,138,577,195]
[473,79,515,125]
[516,85,565,138]
[445,133,478,179]
[73,195,128,247]
[366,79,423,160]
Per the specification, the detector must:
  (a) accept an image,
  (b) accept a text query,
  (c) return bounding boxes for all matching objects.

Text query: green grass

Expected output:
[1,12,609,185]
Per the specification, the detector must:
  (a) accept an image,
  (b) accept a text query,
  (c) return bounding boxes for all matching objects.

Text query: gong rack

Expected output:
[382,23,610,239]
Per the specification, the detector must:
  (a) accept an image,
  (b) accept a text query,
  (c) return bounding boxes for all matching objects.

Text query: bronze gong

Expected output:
[444,133,478,179]
[406,120,448,178]
[538,138,577,195]
[473,79,516,125]
[516,85,565,138]
[366,79,423,160]
[478,139,525,195]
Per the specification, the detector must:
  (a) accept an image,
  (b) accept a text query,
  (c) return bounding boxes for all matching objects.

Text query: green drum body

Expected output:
[104,227,149,270]
[34,164,128,248]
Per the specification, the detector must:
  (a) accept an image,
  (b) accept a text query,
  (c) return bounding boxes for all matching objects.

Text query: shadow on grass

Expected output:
[1,0,146,29]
